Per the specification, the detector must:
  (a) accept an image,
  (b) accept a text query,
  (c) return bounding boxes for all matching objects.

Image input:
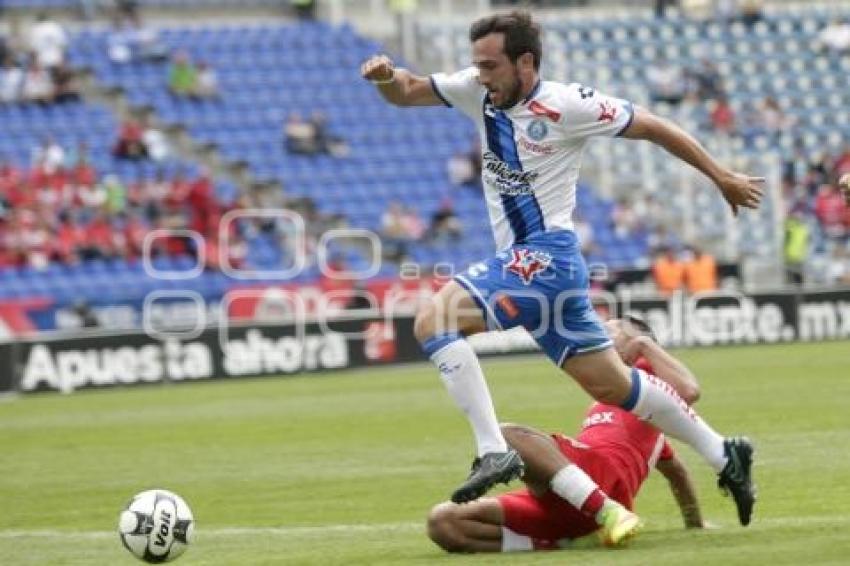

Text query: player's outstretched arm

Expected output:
[656,454,705,529]
[621,107,764,216]
[360,54,443,107]
[623,336,700,404]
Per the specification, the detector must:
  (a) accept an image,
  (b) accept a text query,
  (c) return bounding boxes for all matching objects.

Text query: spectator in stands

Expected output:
[21,59,54,105]
[709,94,735,134]
[67,141,97,188]
[784,210,809,286]
[310,111,349,157]
[284,112,320,155]
[652,246,685,296]
[448,141,482,191]
[683,245,718,294]
[54,209,86,264]
[52,63,81,104]
[32,136,65,175]
[168,51,198,97]
[814,184,848,241]
[195,62,219,100]
[426,198,461,243]
[0,55,23,104]
[113,117,147,160]
[141,117,171,162]
[103,174,127,214]
[381,201,416,262]
[756,96,794,136]
[647,58,688,105]
[133,20,169,63]
[27,13,67,71]
[689,58,723,102]
[815,18,850,54]
[612,197,642,239]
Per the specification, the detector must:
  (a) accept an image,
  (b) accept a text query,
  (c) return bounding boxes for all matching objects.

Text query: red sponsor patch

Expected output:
[528,100,561,122]
[495,293,520,319]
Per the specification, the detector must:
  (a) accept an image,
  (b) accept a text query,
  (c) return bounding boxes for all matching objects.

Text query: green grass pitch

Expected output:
[1,340,849,565]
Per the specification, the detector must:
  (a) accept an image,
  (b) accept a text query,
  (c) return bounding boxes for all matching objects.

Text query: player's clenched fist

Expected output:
[361,54,395,83]
[839,173,850,206]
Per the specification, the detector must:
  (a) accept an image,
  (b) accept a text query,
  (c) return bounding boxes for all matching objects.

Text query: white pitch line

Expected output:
[1,514,847,541]
[0,521,421,540]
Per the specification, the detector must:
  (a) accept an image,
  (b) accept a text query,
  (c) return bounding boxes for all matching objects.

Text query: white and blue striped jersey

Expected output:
[430,67,634,251]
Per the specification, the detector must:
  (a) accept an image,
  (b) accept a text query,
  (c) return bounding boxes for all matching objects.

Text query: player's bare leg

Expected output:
[563,348,756,525]
[415,281,524,504]
[501,424,641,546]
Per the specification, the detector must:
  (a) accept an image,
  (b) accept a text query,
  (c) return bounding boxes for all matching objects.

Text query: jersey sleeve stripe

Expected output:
[428,75,452,107]
[615,101,635,137]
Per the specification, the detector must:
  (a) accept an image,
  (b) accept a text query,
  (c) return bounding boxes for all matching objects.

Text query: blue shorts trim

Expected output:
[556,339,613,368]
[454,273,504,331]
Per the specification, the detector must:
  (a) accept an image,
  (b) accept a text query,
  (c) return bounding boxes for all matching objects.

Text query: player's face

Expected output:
[472,33,523,109]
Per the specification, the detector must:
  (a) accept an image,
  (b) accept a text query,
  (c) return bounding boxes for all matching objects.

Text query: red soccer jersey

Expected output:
[572,357,674,501]
[498,358,674,544]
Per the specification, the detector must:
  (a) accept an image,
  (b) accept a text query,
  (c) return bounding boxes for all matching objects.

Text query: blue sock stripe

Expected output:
[620,367,642,411]
[421,332,463,358]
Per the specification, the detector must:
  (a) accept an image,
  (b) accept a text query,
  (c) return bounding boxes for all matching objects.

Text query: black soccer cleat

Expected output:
[718,436,757,526]
[450,449,524,504]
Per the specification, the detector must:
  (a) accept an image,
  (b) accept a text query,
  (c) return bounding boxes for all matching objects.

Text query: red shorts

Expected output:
[497,435,633,542]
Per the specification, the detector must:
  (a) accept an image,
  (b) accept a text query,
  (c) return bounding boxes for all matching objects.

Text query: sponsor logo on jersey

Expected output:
[528,100,561,122]
[495,293,520,319]
[526,119,548,141]
[482,151,539,195]
[582,411,615,429]
[518,136,555,155]
[597,100,618,123]
[505,248,552,284]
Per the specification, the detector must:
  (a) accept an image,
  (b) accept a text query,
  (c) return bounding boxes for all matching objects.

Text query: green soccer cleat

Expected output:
[597,504,643,547]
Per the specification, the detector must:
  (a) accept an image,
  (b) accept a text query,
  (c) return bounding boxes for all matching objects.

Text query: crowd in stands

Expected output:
[0,13,80,106]
[0,135,241,271]
[380,197,462,263]
[782,146,850,286]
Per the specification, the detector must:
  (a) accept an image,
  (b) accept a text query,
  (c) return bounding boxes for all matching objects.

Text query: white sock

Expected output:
[549,464,599,509]
[428,337,507,456]
[501,527,533,552]
[626,369,727,472]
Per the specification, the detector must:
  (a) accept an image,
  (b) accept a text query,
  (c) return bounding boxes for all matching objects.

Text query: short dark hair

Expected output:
[469,11,542,70]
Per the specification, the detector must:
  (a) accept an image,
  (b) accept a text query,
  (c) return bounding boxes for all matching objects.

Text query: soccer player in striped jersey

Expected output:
[361,11,759,528]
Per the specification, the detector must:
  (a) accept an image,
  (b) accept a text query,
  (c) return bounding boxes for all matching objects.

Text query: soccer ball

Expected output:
[118,489,194,563]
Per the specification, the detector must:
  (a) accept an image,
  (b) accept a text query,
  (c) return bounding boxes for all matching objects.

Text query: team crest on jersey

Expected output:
[526,119,548,141]
[505,249,552,284]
